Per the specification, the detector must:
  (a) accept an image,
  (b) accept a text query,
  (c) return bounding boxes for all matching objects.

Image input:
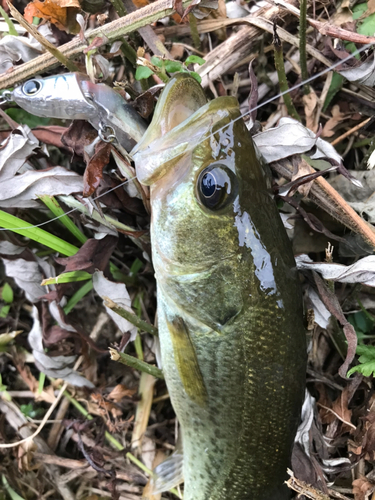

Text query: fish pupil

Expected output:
[201,172,217,198]
[23,80,42,96]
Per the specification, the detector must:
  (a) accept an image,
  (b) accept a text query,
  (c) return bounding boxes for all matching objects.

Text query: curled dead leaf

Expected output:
[24,0,81,34]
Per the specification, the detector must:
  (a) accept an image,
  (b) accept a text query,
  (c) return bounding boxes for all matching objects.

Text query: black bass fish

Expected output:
[132,73,307,500]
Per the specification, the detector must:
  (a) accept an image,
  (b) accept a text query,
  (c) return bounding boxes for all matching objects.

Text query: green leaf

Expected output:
[6,108,50,128]
[303,156,332,171]
[63,280,94,315]
[135,66,154,80]
[42,271,92,286]
[20,402,44,419]
[356,344,375,357]
[185,55,205,66]
[348,360,375,377]
[323,72,343,112]
[0,305,10,319]
[164,60,183,72]
[2,282,13,304]
[130,258,143,276]
[352,3,375,36]
[189,71,202,84]
[38,195,87,245]
[151,56,163,67]
[352,2,367,20]
[0,5,19,36]
[348,344,375,377]
[0,210,78,256]
[357,12,375,36]
[0,375,11,401]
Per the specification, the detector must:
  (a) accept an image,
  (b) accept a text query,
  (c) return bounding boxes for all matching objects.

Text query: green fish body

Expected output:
[132,74,306,500]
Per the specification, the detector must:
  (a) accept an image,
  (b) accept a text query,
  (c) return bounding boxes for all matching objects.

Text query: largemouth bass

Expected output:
[133,73,307,500]
[9,73,147,150]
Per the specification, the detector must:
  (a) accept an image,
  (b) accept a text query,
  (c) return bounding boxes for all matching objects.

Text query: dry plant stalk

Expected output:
[286,469,331,499]
[272,159,375,250]
[131,373,156,451]
[0,0,194,90]
[7,1,80,73]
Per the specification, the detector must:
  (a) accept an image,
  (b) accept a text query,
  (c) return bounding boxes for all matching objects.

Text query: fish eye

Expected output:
[197,163,237,210]
[22,79,42,96]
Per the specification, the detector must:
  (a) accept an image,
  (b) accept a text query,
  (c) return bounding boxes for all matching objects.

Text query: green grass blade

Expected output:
[0,210,78,256]
[0,6,19,36]
[63,280,94,315]
[41,271,92,286]
[39,195,87,245]
[1,475,26,500]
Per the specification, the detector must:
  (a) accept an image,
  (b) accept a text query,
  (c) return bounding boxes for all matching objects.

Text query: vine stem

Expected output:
[104,297,158,336]
[299,0,310,94]
[109,348,164,379]
[273,23,301,122]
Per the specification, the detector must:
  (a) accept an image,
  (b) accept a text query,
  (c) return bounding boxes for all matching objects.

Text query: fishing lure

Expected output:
[132,73,307,499]
[2,72,147,151]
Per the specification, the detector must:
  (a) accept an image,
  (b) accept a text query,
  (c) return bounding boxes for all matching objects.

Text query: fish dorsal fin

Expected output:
[166,316,207,407]
[150,450,184,494]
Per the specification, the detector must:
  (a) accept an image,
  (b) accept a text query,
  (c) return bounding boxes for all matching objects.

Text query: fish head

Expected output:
[133,74,283,329]
[133,73,271,274]
[12,73,97,120]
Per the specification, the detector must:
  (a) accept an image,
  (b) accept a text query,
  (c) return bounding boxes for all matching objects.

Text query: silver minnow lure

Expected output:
[8,73,147,151]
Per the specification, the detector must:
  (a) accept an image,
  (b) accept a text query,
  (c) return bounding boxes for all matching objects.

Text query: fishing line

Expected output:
[0,40,373,233]
[0,176,136,231]
[205,41,375,143]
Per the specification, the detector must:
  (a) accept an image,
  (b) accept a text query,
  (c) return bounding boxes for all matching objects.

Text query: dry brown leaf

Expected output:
[291,158,314,198]
[83,141,112,197]
[367,0,375,15]
[217,0,226,18]
[331,386,354,433]
[352,477,375,500]
[24,0,80,33]
[332,0,353,26]
[108,384,137,402]
[302,89,319,133]
[321,105,346,138]
[169,43,185,59]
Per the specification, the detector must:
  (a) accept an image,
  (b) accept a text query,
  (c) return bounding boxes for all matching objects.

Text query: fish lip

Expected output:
[133,98,239,186]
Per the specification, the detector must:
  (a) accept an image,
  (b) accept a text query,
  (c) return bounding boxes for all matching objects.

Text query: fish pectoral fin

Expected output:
[167,316,208,407]
[150,451,184,494]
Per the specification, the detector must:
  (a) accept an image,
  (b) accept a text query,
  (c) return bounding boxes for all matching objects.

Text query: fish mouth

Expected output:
[132,74,239,186]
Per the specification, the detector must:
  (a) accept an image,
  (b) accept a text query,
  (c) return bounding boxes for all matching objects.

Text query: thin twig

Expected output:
[331,117,372,146]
